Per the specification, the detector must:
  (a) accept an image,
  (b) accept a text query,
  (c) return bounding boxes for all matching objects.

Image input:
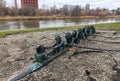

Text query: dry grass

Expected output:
[0,15,120,20]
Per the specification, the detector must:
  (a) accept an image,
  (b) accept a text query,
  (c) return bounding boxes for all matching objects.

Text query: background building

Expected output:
[21,0,38,9]
[85,4,90,10]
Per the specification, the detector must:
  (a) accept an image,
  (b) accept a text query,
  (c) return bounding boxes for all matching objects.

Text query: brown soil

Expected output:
[0,30,120,81]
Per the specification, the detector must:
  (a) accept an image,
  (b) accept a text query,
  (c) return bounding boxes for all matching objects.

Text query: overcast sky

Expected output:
[5,0,120,10]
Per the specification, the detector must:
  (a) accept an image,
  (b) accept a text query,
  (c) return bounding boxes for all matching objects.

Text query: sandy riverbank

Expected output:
[0,30,120,81]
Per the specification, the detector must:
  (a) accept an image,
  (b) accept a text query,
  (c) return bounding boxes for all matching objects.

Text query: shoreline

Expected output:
[0,22,120,37]
[0,15,120,21]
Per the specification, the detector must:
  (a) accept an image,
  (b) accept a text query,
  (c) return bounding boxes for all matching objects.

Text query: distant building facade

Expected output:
[21,0,38,9]
[85,4,90,10]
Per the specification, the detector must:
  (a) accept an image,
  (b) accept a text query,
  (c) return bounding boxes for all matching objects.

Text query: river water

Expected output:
[0,18,120,30]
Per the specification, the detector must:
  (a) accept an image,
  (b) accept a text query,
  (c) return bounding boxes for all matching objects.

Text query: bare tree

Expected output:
[14,0,18,16]
[0,0,6,7]
[111,9,116,15]
[71,5,81,16]
[0,0,6,16]
[63,5,69,16]
[116,8,120,15]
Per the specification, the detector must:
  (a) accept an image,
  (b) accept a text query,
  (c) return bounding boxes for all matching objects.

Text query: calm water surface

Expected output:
[0,18,120,30]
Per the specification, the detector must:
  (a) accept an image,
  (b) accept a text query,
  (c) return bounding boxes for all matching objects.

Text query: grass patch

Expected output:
[0,26,83,37]
[0,22,120,37]
[94,22,120,30]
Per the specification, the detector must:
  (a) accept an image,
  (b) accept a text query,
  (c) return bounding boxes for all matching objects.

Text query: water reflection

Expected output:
[0,18,120,30]
[23,20,39,28]
[0,21,25,30]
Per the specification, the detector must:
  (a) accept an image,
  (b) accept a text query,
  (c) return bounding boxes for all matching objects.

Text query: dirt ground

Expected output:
[0,30,120,81]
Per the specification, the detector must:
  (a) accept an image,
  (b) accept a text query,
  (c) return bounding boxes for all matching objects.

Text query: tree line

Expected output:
[0,0,120,17]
